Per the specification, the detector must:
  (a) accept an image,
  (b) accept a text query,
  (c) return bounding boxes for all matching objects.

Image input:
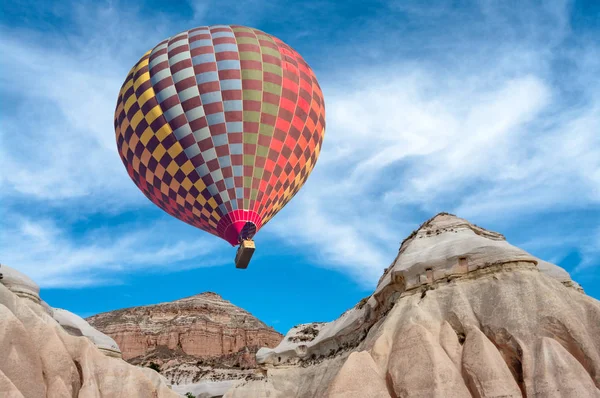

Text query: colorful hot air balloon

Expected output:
[114,25,325,268]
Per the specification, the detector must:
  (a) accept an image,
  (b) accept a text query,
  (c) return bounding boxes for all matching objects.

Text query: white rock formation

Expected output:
[0,264,122,359]
[0,263,41,303]
[227,213,600,398]
[53,308,122,358]
[171,380,239,398]
[0,277,178,397]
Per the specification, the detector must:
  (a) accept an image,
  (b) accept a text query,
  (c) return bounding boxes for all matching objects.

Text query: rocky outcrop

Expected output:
[87,291,283,393]
[53,308,122,358]
[87,292,282,362]
[0,264,122,359]
[0,265,176,397]
[0,263,42,303]
[226,213,600,398]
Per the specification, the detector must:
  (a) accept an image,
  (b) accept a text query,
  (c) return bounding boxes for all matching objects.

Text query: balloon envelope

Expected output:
[114,25,325,245]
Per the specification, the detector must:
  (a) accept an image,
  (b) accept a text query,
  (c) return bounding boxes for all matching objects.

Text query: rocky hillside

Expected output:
[0,264,176,397]
[87,291,283,395]
[225,213,600,398]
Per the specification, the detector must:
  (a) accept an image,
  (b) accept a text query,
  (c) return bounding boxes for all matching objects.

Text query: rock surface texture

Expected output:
[87,291,283,392]
[0,265,177,398]
[226,213,600,398]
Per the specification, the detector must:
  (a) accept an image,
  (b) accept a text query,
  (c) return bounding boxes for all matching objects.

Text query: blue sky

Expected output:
[1,0,599,334]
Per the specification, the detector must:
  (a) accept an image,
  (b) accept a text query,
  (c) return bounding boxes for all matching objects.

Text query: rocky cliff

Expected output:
[0,264,176,397]
[225,213,600,398]
[87,291,283,395]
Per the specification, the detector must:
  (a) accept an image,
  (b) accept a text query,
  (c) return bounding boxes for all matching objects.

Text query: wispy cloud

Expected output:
[264,0,600,287]
[0,214,228,288]
[0,0,598,292]
[0,3,173,207]
[0,2,234,287]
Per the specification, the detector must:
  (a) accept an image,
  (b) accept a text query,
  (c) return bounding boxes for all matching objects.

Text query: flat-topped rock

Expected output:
[87,292,282,361]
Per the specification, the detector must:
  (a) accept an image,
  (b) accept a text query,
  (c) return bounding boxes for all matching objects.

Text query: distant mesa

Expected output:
[86,288,283,396]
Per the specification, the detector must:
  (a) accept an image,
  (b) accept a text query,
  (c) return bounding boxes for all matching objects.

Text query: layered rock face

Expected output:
[0,264,176,398]
[226,213,600,398]
[87,291,283,395]
[87,292,283,362]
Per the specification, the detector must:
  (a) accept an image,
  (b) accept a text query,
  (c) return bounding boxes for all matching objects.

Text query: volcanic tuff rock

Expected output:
[87,292,282,360]
[226,213,600,398]
[0,264,122,358]
[0,264,176,397]
[86,291,283,391]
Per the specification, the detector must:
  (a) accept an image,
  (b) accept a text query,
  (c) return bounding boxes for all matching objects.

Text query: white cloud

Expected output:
[575,226,600,276]
[0,215,228,288]
[1,0,598,290]
[267,195,395,286]
[264,1,600,287]
[0,4,172,207]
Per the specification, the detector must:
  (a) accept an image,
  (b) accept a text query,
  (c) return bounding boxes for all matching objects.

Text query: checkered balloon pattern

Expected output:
[114,25,325,246]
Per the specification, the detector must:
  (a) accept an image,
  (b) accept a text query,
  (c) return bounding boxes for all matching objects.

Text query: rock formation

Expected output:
[2,213,598,397]
[53,308,122,358]
[86,291,283,394]
[225,213,600,398]
[0,264,177,397]
[0,264,122,358]
[87,292,282,361]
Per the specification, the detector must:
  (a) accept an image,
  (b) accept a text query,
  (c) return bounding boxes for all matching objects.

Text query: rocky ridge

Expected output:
[225,213,600,398]
[87,290,283,394]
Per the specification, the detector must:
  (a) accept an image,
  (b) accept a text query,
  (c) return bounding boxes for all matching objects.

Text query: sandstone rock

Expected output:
[87,291,283,394]
[0,263,41,303]
[537,259,584,292]
[325,351,389,398]
[87,292,282,362]
[171,379,239,398]
[387,323,471,397]
[225,355,349,398]
[533,337,598,397]
[461,326,521,397]
[0,264,122,360]
[229,213,600,398]
[53,308,121,358]
[0,281,177,397]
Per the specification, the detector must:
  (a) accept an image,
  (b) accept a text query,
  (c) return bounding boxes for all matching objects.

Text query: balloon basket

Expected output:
[235,240,255,269]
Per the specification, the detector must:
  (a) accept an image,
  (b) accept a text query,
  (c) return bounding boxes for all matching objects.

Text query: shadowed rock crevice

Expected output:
[539,316,600,389]
[481,326,526,397]
[385,371,399,398]
[74,360,84,389]
[461,326,522,398]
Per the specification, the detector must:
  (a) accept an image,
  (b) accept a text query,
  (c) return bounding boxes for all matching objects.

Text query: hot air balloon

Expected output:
[114,25,325,268]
